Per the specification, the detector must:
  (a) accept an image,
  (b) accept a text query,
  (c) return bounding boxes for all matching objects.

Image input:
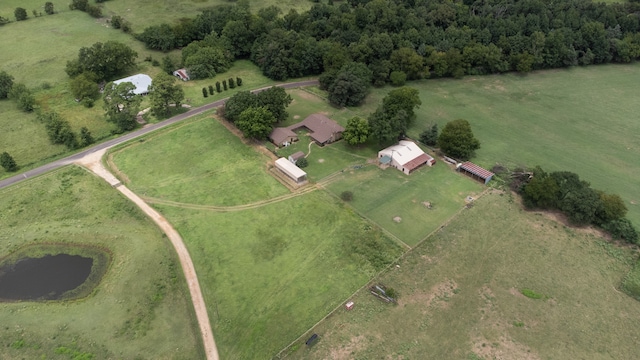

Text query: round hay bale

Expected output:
[393,216,402,223]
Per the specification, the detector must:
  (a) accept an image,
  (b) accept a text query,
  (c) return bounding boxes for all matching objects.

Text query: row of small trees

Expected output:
[202,77,243,97]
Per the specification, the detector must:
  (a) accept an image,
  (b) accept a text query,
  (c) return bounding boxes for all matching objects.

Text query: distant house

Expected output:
[113,74,152,95]
[173,68,190,81]
[288,151,305,164]
[457,161,494,184]
[269,127,298,147]
[378,140,436,175]
[275,158,307,184]
[290,114,345,146]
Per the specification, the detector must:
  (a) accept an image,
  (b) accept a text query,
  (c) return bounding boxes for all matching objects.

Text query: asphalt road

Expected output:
[0,79,319,190]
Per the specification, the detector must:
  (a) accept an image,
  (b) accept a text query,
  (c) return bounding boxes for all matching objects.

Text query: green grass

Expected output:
[155,190,404,360]
[285,192,640,359]
[99,0,316,32]
[111,113,289,206]
[325,163,484,246]
[0,166,203,359]
[356,64,640,229]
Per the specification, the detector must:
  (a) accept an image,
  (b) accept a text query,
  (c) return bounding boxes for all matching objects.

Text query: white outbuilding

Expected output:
[113,74,153,95]
[275,157,307,184]
[378,140,435,175]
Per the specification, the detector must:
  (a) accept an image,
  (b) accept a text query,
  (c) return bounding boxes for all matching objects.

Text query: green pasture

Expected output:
[111,113,288,206]
[0,166,203,359]
[156,190,403,359]
[287,192,640,359]
[325,162,484,246]
[99,0,315,32]
[355,64,640,228]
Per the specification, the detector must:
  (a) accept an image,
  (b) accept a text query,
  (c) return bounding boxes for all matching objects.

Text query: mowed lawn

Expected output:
[325,162,484,246]
[111,114,289,206]
[0,167,203,359]
[287,192,640,359]
[156,190,404,359]
[356,64,640,228]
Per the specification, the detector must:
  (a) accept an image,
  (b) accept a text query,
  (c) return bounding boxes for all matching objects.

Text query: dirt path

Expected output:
[75,150,219,360]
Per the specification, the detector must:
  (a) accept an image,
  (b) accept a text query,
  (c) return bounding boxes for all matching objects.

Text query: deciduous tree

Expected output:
[103,81,141,133]
[40,111,78,149]
[327,62,371,107]
[45,2,54,15]
[8,83,35,112]
[14,8,27,21]
[69,72,100,106]
[79,127,94,146]
[148,72,185,116]
[343,116,369,146]
[66,41,137,81]
[419,124,438,146]
[236,106,275,139]
[437,119,480,160]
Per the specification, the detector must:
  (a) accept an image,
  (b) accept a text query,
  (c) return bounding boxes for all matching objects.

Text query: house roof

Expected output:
[269,127,297,144]
[173,68,189,80]
[289,114,345,144]
[459,161,494,180]
[290,151,305,161]
[275,158,307,180]
[378,140,432,167]
[113,74,152,95]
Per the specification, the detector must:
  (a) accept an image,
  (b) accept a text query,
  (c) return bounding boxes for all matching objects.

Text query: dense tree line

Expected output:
[135,0,640,85]
[519,166,638,243]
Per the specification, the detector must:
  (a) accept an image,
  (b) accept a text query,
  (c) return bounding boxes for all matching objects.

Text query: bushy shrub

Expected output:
[296,157,308,168]
[340,191,353,201]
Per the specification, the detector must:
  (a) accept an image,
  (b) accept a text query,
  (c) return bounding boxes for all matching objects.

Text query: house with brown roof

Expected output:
[378,140,435,175]
[269,127,298,147]
[290,114,345,146]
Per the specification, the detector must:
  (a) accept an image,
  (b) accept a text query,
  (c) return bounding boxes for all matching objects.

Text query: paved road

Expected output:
[0,79,319,190]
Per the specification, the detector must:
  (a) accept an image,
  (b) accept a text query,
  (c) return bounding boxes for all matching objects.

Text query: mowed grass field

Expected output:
[155,191,403,360]
[286,192,640,359]
[325,163,484,246]
[351,64,640,228]
[0,166,203,359]
[111,113,289,206]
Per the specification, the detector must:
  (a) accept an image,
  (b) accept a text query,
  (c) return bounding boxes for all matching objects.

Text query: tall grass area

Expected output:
[287,192,640,359]
[156,191,403,359]
[0,166,203,359]
[355,64,640,229]
[325,163,484,246]
[111,114,289,206]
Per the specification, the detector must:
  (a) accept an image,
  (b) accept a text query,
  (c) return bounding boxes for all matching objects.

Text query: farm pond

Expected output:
[0,246,110,302]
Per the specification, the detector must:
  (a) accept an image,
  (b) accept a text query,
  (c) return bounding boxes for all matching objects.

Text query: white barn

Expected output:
[275,158,307,184]
[113,74,153,95]
[378,140,435,175]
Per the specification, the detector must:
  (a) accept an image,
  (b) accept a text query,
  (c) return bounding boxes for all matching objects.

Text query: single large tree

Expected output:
[224,91,257,123]
[70,72,100,105]
[327,62,372,108]
[369,87,421,144]
[148,72,185,116]
[66,41,137,81]
[103,81,142,133]
[44,2,54,15]
[343,116,370,146]
[256,86,292,122]
[235,107,276,139]
[0,70,14,99]
[0,152,18,172]
[437,119,480,160]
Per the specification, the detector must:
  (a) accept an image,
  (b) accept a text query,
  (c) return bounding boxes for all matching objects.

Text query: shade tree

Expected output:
[235,106,276,139]
[342,116,370,146]
[0,152,18,172]
[103,81,142,133]
[437,119,480,160]
[148,72,185,116]
[0,71,14,99]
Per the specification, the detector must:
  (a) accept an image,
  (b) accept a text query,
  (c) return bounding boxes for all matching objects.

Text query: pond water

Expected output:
[0,254,93,301]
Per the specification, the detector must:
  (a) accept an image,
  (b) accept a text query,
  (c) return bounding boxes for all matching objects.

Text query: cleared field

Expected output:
[352,64,640,229]
[111,113,289,206]
[0,166,203,359]
[99,0,316,31]
[156,190,404,359]
[286,192,640,359]
[325,163,484,246]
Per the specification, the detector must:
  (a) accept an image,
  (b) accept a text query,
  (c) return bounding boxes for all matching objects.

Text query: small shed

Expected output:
[288,151,305,164]
[275,158,307,184]
[113,74,152,95]
[172,68,190,81]
[457,161,494,184]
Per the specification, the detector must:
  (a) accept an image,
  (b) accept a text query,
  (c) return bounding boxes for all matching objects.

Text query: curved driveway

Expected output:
[0,79,319,190]
[0,79,319,359]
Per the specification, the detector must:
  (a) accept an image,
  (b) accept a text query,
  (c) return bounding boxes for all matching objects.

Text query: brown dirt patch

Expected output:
[293,115,300,119]
[471,335,540,360]
[401,279,458,309]
[328,335,367,360]
[509,287,526,299]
